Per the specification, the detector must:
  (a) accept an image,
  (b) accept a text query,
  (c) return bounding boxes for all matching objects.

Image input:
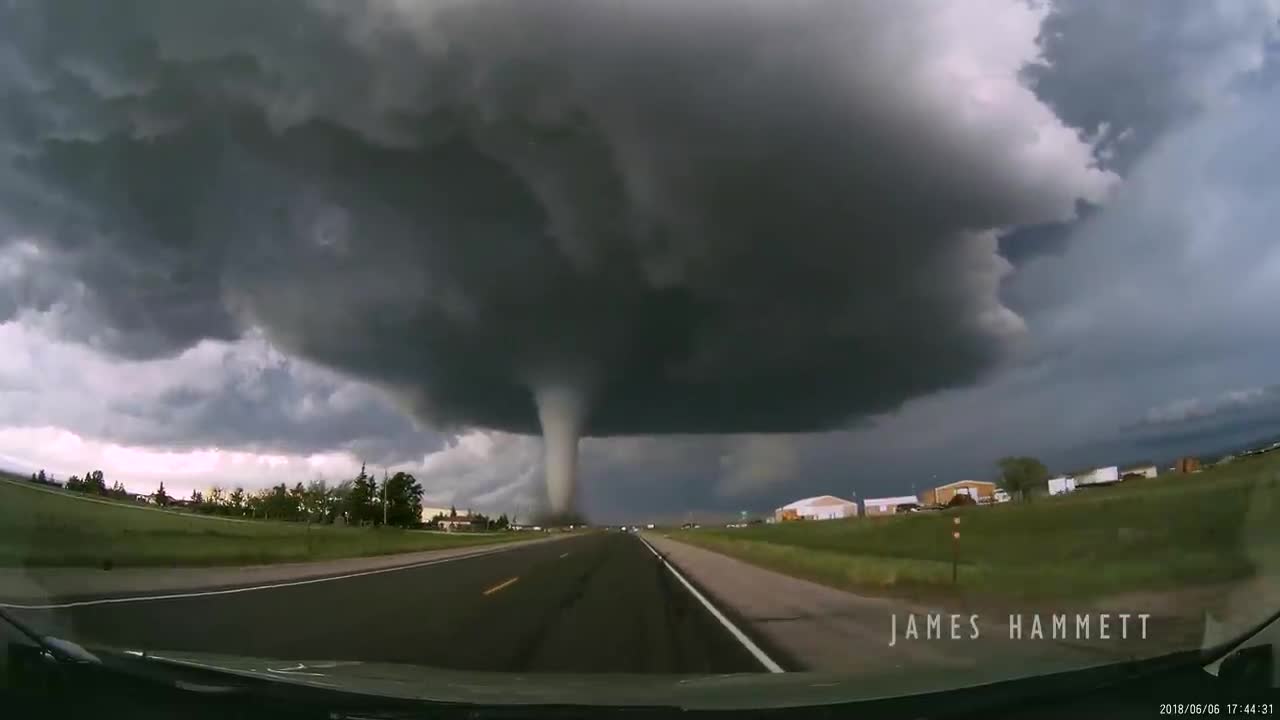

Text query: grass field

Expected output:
[671,453,1280,602]
[0,476,532,568]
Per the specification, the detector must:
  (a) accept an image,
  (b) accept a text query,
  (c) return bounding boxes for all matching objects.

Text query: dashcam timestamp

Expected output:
[1160,704,1274,716]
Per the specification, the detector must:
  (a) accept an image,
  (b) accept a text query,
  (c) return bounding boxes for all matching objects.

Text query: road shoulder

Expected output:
[642,532,1145,679]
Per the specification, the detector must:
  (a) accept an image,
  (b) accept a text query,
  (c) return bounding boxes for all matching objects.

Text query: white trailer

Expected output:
[1074,466,1120,486]
[1047,476,1076,496]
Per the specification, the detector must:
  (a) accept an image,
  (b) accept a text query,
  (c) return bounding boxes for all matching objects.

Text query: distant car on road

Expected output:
[993,489,1011,503]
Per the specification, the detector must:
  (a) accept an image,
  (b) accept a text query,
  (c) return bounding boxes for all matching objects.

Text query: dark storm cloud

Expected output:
[0,322,444,465]
[1027,0,1279,172]
[0,0,1112,436]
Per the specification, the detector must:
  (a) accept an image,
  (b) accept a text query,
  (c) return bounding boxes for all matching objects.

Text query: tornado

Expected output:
[535,383,589,515]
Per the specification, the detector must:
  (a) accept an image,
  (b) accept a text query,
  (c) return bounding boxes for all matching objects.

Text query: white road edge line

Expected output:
[636,535,784,674]
[0,541,540,611]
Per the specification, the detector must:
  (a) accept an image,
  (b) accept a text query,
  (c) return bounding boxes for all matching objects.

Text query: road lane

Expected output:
[9,532,773,674]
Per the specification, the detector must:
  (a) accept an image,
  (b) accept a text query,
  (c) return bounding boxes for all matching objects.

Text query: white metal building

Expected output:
[862,495,921,516]
[775,495,860,521]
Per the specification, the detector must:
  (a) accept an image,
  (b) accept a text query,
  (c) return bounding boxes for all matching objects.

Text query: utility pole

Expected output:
[382,468,389,527]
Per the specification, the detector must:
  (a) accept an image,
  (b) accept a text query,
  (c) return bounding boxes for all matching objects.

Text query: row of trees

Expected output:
[27,464,432,530]
[177,464,426,528]
[29,468,130,500]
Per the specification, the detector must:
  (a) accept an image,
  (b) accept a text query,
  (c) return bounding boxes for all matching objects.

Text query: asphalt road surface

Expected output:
[10,532,781,674]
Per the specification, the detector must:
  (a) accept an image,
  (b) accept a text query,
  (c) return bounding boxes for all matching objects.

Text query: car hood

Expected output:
[108,647,1174,711]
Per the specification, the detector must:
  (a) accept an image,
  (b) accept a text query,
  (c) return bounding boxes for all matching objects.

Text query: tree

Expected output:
[997,456,1050,502]
[229,487,246,515]
[328,479,353,524]
[85,470,106,495]
[290,482,307,520]
[154,482,171,507]
[260,483,297,521]
[383,472,424,528]
[450,504,457,518]
[37,469,47,485]
[66,474,84,491]
[346,464,378,525]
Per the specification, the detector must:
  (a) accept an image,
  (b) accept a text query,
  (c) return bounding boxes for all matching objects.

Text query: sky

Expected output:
[2,0,1279,522]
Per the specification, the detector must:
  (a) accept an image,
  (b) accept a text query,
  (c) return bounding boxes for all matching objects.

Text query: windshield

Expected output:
[2,0,1278,711]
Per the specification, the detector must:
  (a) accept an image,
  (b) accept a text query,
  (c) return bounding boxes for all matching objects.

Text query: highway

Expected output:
[9,532,786,674]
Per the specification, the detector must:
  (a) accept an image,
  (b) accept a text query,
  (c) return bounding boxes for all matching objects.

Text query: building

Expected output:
[1120,464,1158,479]
[1072,466,1120,487]
[420,506,452,523]
[917,480,997,507]
[862,495,921,517]
[774,495,859,522]
[437,515,477,532]
[1175,457,1202,473]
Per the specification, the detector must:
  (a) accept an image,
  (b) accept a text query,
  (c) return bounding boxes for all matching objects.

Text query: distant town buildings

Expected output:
[1120,464,1158,479]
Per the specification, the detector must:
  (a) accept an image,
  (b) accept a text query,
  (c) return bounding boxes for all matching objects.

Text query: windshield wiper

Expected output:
[0,606,99,665]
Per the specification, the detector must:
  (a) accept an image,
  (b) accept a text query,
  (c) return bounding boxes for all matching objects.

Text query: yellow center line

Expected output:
[482,576,520,596]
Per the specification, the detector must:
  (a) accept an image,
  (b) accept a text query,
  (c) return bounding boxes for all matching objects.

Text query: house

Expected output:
[773,495,859,522]
[1120,464,1158,479]
[917,480,997,507]
[437,515,478,532]
[862,495,921,517]
[1175,457,1202,473]
[420,506,452,524]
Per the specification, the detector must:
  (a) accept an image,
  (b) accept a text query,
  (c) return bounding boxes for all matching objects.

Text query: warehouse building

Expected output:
[774,495,859,522]
[917,480,997,507]
[862,495,921,517]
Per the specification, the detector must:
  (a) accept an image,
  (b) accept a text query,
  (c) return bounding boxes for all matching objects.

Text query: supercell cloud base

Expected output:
[1,1,1278,517]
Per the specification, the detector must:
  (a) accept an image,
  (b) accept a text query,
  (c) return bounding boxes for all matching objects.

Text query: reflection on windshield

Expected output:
[2,0,1279,710]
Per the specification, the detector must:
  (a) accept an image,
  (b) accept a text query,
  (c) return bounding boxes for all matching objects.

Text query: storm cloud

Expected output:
[0,0,1113,438]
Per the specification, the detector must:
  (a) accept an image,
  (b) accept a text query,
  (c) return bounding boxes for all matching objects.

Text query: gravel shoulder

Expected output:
[642,533,1236,678]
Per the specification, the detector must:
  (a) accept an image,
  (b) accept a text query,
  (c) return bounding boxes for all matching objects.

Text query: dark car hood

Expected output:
[113,647,1162,711]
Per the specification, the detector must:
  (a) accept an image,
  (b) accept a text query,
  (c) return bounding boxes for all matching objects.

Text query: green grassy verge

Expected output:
[671,454,1280,601]
[0,476,531,568]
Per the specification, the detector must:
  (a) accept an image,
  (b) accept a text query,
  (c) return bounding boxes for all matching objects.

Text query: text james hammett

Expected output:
[889,613,1151,646]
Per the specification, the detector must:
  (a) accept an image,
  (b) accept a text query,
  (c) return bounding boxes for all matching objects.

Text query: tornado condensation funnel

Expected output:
[535,384,587,515]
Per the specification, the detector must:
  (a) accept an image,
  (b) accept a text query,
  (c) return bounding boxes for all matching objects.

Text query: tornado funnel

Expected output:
[535,384,588,515]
